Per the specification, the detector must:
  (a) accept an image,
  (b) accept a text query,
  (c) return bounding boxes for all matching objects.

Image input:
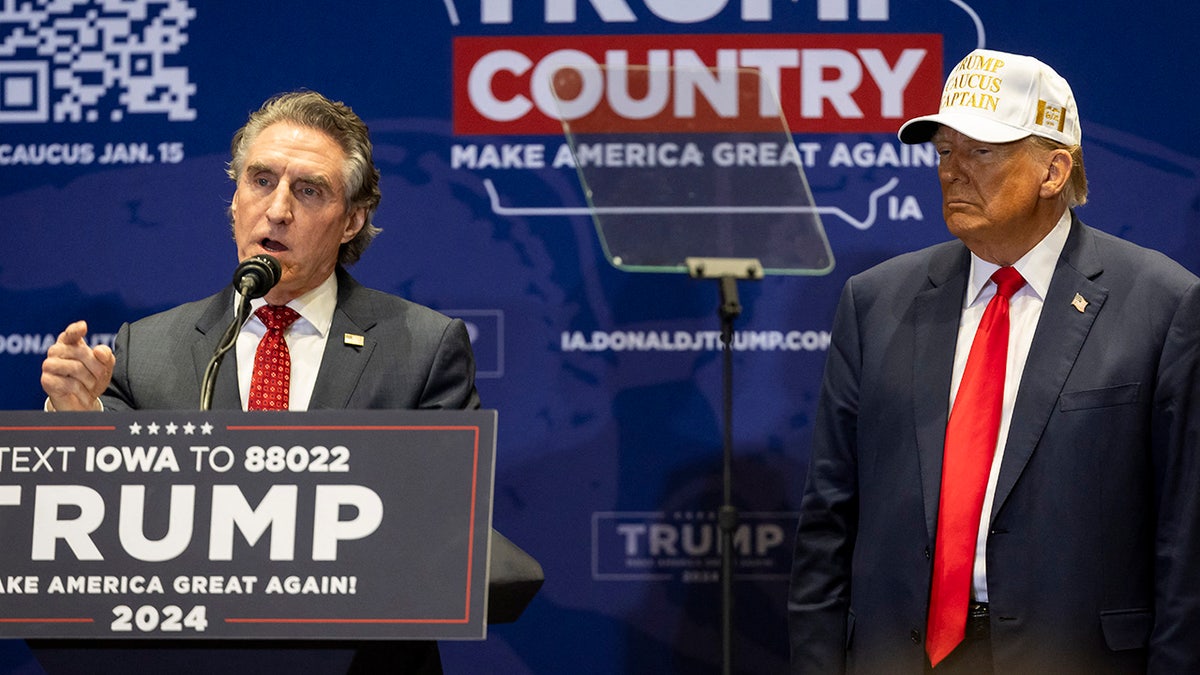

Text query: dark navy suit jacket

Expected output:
[789,215,1200,674]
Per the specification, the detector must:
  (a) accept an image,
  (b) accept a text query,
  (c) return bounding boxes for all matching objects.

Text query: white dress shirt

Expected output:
[235,272,337,411]
[948,210,1071,602]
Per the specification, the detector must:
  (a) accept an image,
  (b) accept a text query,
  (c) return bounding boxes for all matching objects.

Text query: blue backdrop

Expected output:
[2,1,1198,673]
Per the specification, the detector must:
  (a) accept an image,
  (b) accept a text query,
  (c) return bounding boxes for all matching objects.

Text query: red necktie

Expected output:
[248,305,300,411]
[926,267,1026,666]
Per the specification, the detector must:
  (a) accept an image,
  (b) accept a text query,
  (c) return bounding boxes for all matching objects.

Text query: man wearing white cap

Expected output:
[788,49,1200,673]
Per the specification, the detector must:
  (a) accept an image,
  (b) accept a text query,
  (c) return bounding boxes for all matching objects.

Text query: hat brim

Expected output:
[898,112,1033,145]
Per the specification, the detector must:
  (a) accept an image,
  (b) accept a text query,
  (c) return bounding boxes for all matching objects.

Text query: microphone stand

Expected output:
[199,289,253,411]
[686,257,762,675]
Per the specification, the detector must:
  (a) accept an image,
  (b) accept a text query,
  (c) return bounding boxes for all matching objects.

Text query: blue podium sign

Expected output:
[0,409,496,640]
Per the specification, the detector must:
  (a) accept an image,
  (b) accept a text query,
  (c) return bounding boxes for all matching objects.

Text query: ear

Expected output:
[341,207,367,244]
[1040,149,1073,200]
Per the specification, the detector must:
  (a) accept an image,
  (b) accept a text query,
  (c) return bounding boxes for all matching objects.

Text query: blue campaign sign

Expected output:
[0,409,495,641]
[2,1,1198,673]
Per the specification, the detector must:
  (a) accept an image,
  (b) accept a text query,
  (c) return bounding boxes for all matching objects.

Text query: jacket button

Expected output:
[910,629,921,644]
[924,546,931,560]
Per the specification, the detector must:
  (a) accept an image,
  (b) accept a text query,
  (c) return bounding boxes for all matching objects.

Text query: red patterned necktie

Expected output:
[248,305,300,411]
[926,266,1026,667]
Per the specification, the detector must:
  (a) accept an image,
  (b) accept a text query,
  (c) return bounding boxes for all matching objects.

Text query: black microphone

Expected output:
[200,254,281,410]
[233,254,281,299]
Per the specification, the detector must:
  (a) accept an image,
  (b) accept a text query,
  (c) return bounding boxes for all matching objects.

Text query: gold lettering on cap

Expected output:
[942,90,999,112]
[941,53,1006,112]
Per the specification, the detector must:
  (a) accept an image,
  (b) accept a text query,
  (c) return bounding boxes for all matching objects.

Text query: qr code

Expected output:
[0,0,196,123]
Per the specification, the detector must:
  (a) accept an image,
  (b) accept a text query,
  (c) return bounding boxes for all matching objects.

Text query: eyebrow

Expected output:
[295,174,334,190]
[244,161,335,190]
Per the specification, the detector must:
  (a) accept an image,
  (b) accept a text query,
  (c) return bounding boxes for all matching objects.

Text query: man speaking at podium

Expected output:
[38,91,476,673]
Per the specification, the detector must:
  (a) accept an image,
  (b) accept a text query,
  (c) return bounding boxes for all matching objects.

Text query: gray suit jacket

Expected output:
[102,267,479,412]
[41,268,476,674]
[788,215,1200,674]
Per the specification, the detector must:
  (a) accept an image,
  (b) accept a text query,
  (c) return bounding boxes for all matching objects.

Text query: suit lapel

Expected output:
[308,270,378,410]
[990,217,1106,519]
[190,288,243,410]
[914,244,972,541]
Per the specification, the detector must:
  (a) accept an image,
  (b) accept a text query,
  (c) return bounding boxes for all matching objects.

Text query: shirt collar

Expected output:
[965,210,1072,307]
[240,272,338,337]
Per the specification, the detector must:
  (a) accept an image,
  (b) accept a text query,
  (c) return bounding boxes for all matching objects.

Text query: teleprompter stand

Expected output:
[688,257,762,675]
[547,64,833,674]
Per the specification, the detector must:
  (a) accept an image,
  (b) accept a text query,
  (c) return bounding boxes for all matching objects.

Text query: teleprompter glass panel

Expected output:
[549,64,834,275]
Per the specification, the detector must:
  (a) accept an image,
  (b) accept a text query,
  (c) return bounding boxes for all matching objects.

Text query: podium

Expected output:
[0,410,541,672]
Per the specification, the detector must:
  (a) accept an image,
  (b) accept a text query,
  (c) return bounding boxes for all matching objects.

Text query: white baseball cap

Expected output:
[898,49,1080,146]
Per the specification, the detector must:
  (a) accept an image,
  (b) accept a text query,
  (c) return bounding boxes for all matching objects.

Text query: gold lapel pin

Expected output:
[344,333,365,347]
[1071,293,1088,313]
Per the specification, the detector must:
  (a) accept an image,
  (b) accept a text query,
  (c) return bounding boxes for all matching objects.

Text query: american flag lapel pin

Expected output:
[1071,293,1088,313]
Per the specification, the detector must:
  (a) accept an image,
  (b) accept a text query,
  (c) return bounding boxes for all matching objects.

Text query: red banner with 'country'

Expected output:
[453,33,943,135]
